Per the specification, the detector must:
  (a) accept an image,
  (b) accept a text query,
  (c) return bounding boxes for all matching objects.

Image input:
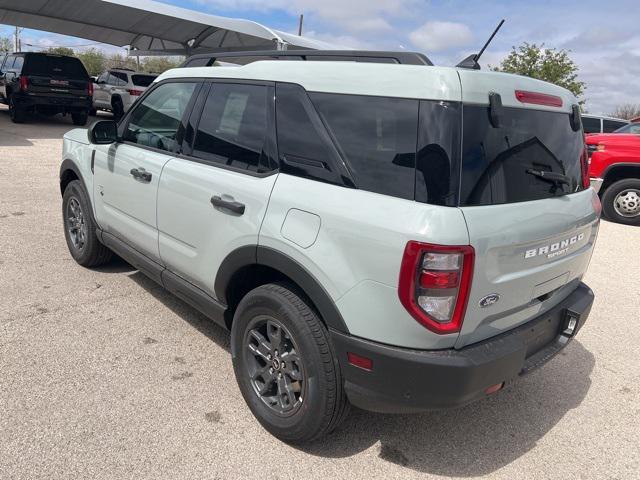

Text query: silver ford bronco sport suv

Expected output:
[59,50,600,443]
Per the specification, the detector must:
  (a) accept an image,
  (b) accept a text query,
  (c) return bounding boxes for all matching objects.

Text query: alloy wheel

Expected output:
[66,197,87,250]
[244,316,306,416]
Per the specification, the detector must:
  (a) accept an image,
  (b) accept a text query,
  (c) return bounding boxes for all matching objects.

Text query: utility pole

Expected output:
[14,25,19,52]
[298,14,304,36]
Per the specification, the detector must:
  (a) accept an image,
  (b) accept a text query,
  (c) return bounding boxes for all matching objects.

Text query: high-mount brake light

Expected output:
[19,76,29,92]
[515,90,563,108]
[398,242,474,334]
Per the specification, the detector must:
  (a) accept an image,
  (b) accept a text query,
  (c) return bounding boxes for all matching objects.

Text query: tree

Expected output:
[77,48,106,76]
[45,47,76,56]
[105,53,137,71]
[0,36,11,52]
[492,43,585,100]
[609,104,640,121]
[141,56,182,73]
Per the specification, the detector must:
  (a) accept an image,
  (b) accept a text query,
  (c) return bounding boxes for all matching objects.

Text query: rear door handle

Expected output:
[130,168,152,183]
[211,195,245,215]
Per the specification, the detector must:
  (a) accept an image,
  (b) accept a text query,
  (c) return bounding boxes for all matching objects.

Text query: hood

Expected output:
[586,133,640,145]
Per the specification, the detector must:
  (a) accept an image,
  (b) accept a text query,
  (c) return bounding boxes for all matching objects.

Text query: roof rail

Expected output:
[180,50,433,68]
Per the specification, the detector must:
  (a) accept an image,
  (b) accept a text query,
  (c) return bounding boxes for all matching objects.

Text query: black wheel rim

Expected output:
[244,316,306,416]
[66,197,87,250]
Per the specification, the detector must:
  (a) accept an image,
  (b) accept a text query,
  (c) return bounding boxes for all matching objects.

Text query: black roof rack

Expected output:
[180,50,433,68]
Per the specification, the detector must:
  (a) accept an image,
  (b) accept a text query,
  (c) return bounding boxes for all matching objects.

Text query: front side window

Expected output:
[124,82,196,152]
[192,83,270,172]
[310,93,418,200]
[613,123,640,134]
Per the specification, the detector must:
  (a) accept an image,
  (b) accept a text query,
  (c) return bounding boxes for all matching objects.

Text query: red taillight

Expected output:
[580,143,590,189]
[347,352,373,371]
[398,242,474,334]
[127,89,143,96]
[515,90,563,108]
[87,81,94,97]
[19,76,28,91]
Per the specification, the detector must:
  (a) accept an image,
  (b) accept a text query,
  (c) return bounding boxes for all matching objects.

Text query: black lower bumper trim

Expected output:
[330,282,594,413]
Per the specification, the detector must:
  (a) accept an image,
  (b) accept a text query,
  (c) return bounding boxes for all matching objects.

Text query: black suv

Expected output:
[0,52,92,125]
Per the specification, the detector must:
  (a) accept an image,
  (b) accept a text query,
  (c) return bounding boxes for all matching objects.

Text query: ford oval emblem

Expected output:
[479,293,500,308]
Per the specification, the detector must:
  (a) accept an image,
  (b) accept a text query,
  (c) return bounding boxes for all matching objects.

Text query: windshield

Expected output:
[460,106,585,206]
[613,123,640,134]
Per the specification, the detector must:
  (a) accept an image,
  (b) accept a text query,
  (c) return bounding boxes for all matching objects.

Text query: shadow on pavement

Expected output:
[128,270,231,352]
[125,265,594,476]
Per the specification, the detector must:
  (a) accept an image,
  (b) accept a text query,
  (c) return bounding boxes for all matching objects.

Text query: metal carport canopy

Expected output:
[0,0,342,55]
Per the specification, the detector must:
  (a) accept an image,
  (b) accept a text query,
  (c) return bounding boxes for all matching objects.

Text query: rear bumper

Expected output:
[13,92,91,111]
[330,282,594,413]
[590,178,604,194]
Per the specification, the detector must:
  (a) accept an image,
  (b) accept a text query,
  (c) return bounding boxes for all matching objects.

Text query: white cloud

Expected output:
[409,21,473,52]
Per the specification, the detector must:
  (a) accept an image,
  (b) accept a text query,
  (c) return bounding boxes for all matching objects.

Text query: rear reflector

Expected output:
[347,352,373,371]
[515,90,563,108]
[485,382,504,395]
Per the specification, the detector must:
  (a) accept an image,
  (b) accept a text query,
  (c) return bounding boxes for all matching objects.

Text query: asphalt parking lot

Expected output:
[0,105,639,480]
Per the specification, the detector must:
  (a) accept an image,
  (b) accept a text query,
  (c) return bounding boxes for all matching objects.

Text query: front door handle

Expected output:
[211,195,245,215]
[130,167,152,182]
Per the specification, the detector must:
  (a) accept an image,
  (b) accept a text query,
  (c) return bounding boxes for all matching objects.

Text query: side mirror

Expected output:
[88,120,118,144]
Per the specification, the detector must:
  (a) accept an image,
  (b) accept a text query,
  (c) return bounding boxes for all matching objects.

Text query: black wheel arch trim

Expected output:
[214,245,350,333]
[59,158,86,196]
[602,162,640,181]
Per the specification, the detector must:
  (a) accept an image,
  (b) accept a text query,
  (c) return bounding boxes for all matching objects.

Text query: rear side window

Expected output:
[581,116,601,134]
[603,119,628,132]
[132,74,157,87]
[276,83,348,186]
[460,106,585,206]
[110,71,128,86]
[25,55,88,79]
[310,93,418,200]
[12,56,23,71]
[192,83,270,172]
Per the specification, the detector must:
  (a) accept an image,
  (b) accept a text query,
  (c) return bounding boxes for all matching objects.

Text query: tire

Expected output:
[71,111,89,126]
[601,178,640,226]
[231,283,349,443]
[62,180,113,267]
[8,95,26,123]
[112,97,124,121]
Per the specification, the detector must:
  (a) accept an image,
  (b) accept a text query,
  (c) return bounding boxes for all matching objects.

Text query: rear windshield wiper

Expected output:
[526,168,572,187]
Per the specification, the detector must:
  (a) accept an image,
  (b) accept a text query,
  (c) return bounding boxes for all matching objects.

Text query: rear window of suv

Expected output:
[460,106,585,206]
[25,54,88,79]
[132,74,157,87]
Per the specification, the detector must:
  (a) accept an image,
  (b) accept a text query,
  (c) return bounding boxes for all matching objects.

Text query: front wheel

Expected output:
[71,111,89,126]
[62,180,113,267]
[231,283,349,443]
[601,178,640,226]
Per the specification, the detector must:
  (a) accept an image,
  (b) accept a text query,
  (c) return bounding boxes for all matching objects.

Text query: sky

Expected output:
[1,0,638,115]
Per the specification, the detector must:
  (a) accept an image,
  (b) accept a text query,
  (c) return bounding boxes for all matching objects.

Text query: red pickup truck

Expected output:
[586,123,640,226]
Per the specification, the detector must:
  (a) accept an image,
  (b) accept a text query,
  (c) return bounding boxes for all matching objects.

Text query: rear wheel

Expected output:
[8,95,26,123]
[71,111,89,126]
[601,178,640,226]
[231,283,349,443]
[62,180,113,267]
[111,97,124,121]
